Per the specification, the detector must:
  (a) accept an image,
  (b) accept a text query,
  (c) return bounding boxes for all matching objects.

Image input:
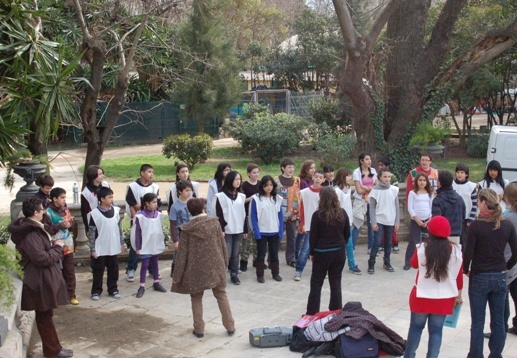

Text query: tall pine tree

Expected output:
[175,0,243,133]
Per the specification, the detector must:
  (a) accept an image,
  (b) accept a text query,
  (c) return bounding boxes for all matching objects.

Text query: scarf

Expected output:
[478,209,494,220]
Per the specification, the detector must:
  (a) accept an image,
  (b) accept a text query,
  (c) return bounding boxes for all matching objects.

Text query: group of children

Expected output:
[31,155,511,297]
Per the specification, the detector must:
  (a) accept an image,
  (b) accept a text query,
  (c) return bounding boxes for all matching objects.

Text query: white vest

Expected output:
[82,181,110,211]
[369,186,399,225]
[215,192,246,234]
[335,186,353,225]
[415,243,462,299]
[452,181,477,219]
[167,181,200,208]
[130,212,166,255]
[126,182,160,218]
[88,206,121,256]
[300,188,320,232]
[251,194,283,234]
[478,179,509,211]
[206,179,219,217]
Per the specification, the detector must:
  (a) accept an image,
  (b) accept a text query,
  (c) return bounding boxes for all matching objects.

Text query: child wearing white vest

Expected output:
[404,216,463,358]
[125,164,161,282]
[249,175,284,283]
[368,169,399,274]
[87,187,125,300]
[452,163,478,252]
[131,193,168,298]
[215,171,246,285]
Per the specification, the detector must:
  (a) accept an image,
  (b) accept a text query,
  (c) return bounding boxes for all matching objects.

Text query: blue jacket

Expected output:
[432,187,466,236]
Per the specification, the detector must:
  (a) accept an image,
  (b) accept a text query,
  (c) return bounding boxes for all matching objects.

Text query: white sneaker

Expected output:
[127,269,135,282]
[111,291,121,299]
[91,294,100,301]
[293,271,302,281]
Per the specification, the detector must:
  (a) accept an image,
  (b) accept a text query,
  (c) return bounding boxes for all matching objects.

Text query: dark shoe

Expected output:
[508,327,517,335]
[403,264,411,271]
[273,274,283,282]
[368,260,375,274]
[227,330,235,336]
[193,330,204,338]
[287,261,296,267]
[257,276,265,283]
[136,286,145,298]
[384,263,395,272]
[483,332,491,339]
[239,260,248,272]
[153,283,167,293]
[231,276,240,285]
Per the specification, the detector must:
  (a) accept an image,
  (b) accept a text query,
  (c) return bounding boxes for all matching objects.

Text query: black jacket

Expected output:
[432,186,466,236]
[324,301,406,356]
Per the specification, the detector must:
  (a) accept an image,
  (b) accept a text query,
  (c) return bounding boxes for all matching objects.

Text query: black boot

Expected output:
[383,259,394,272]
[256,260,265,282]
[368,259,375,274]
[239,260,248,272]
[270,261,282,281]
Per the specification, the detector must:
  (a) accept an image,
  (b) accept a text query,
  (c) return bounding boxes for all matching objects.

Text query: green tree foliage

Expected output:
[225,112,306,163]
[0,244,23,310]
[174,0,243,133]
[317,133,356,167]
[265,8,344,92]
[0,0,83,158]
[162,133,213,170]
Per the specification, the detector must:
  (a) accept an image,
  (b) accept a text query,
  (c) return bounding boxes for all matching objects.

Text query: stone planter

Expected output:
[412,143,445,158]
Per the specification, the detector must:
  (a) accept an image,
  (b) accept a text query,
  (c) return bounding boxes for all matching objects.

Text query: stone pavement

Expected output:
[28,243,517,358]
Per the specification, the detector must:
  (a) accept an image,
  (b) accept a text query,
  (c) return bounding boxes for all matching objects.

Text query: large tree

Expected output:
[332,0,517,175]
[173,0,242,133]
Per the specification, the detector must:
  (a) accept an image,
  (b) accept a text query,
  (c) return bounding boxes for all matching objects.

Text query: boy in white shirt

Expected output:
[368,169,399,274]
[294,170,324,281]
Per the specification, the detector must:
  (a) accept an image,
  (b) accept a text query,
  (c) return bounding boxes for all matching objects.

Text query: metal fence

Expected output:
[62,101,221,146]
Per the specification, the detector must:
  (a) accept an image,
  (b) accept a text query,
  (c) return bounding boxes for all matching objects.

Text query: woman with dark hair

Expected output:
[464,188,517,357]
[351,152,377,253]
[81,165,110,233]
[250,175,284,283]
[478,160,509,210]
[8,198,73,358]
[172,198,236,339]
[166,163,199,213]
[298,160,316,190]
[305,186,350,315]
[207,163,231,216]
[404,216,463,358]
[215,170,246,285]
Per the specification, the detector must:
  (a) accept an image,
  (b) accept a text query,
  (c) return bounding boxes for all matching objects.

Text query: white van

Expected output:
[487,125,517,183]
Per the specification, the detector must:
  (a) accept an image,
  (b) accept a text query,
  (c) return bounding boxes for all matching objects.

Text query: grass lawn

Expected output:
[100,146,487,183]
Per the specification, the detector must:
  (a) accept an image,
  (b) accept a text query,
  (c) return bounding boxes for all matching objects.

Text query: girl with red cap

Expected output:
[404,215,463,358]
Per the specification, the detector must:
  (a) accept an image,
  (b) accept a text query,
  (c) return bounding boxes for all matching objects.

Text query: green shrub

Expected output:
[162,133,213,169]
[225,112,306,164]
[317,133,357,167]
[307,97,350,135]
[409,121,448,147]
[0,224,10,245]
[0,244,23,310]
[466,134,489,158]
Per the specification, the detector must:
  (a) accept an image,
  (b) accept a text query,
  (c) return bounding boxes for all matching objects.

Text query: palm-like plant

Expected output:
[0,0,84,160]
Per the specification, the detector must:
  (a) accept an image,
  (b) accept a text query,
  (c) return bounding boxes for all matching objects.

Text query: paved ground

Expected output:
[5,118,517,357]
[27,244,517,358]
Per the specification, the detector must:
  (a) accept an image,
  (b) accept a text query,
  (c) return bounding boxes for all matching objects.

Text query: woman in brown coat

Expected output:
[8,198,72,358]
[171,198,235,339]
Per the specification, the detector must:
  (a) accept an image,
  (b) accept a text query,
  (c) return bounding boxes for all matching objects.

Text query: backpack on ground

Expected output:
[336,332,379,358]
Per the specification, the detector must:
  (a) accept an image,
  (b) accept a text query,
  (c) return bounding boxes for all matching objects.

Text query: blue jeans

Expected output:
[345,233,356,269]
[404,312,446,358]
[468,272,508,358]
[350,204,374,249]
[369,224,393,263]
[295,232,310,272]
[225,234,242,277]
